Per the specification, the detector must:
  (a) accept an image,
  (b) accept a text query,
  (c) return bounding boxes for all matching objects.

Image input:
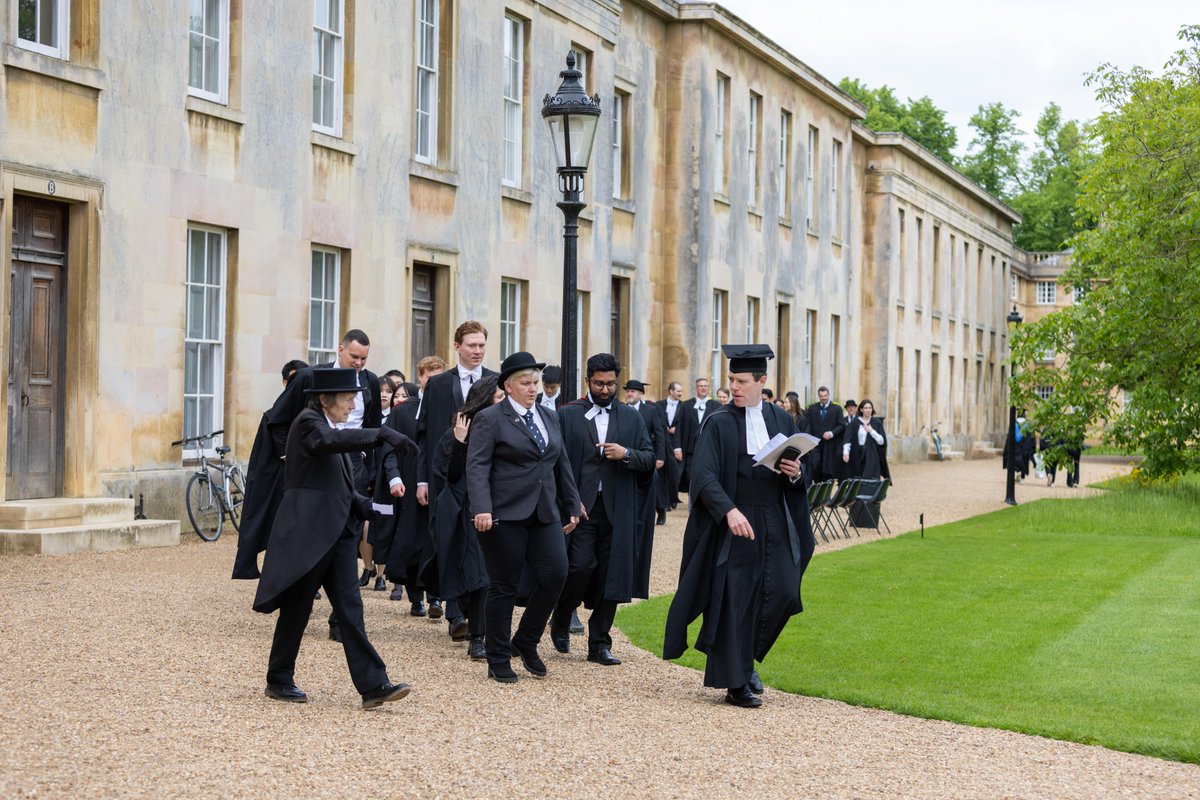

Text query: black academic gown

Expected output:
[253,409,383,614]
[558,399,656,604]
[655,399,685,505]
[233,365,381,579]
[843,417,891,481]
[664,403,815,688]
[374,398,430,582]
[805,402,845,479]
[421,429,490,600]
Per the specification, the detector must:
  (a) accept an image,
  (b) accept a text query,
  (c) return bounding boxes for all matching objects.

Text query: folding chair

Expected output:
[852,478,892,536]
[806,480,834,542]
[829,477,863,537]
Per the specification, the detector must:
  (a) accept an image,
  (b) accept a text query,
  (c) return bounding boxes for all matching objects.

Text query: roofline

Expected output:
[855,124,1023,225]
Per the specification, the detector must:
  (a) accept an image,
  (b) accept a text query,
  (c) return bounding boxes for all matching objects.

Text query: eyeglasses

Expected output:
[589,381,619,389]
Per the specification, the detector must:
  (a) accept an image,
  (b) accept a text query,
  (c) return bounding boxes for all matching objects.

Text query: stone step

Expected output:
[929,450,965,461]
[970,444,1004,459]
[0,497,136,530]
[0,519,180,556]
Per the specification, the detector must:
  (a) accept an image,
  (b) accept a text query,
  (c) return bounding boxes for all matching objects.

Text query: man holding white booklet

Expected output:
[664,344,818,709]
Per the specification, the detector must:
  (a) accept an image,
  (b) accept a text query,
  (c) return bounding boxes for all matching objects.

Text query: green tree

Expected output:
[839,78,958,163]
[1010,103,1095,250]
[960,102,1024,197]
[1010,26,1200,479]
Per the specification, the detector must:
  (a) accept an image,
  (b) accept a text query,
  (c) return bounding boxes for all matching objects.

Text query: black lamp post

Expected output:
[1004,305,1023,506]
[542,52,601,401]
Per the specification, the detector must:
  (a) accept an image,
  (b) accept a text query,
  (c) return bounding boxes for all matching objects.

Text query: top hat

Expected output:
[542,365,563,384]
[622,379,649,392]
[498,351,547,385]
[303,367,367,394]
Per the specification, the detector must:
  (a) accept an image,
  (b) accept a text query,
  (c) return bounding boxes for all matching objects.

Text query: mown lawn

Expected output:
[618,476,1200,763]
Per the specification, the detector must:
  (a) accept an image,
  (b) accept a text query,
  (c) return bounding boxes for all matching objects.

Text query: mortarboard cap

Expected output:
[721,344,775,374]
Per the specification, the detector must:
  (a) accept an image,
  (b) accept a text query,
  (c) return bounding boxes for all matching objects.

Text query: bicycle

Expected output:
[171,429,246,542]
[920,422,945,461]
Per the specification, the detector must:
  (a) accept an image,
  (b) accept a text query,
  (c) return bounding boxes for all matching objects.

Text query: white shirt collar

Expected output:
[508,395,535,418]
[584,394,609,419]
[460,363,482,381]
[745,400,770,455]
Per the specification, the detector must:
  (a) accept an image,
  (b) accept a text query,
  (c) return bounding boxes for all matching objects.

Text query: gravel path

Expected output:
[4,456,1198,799]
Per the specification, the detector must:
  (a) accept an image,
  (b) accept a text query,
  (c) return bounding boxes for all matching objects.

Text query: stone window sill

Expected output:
[311,131,358,157]
[185,95,245,126]
[3,45,104,92]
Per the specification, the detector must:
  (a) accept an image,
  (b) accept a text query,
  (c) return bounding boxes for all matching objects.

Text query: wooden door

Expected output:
[7,197,67,500]
[411,265,436,368]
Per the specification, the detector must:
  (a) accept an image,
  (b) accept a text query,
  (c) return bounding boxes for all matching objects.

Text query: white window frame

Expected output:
[16,0,70,60]
[806,126,819,231]
[747,93,759,207]
[746,297,759,343]
[1011,274,1019,301]
[312,0,344,136]
[1035,386,1054,401]
[778,111,790,217]
[184,225,228,456]
[711,290,726,387]
[1036,280,1057,305]
[1073,284,1086,303]
[831,139,843,239]
[500,278,522,358]
[612,91,625,199]
[188,0,230,103]
[414,0,440,164]
[714,74,726,194]
[804,309,816,397]
[502,15,525,188]
[568,46,589,92]
[309,247,341,365]
[829,314,840,397]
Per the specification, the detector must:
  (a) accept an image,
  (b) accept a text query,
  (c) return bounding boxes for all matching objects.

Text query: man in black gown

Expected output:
[805,386,844,483]
[624,380,668,525]
[664,345,815,708]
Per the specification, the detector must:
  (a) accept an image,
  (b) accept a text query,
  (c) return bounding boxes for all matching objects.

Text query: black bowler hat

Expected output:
[303,367,367,394]
[542,365,563,384]
[722,344,775,374]
[498,351,547,385]
[844,398,858,408]
[623,379,649,392]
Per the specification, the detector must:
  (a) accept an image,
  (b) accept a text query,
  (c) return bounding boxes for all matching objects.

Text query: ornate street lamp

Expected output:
[542,52,601,400]
[1004,305,1024,505]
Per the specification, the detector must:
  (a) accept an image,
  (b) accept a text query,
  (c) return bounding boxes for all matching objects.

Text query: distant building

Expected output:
[1,1,1034,517]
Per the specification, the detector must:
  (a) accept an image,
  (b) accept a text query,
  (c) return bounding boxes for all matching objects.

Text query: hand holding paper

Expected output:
[753,432,820,474]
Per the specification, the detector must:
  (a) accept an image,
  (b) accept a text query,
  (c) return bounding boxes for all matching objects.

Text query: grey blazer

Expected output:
[466,399,581,525]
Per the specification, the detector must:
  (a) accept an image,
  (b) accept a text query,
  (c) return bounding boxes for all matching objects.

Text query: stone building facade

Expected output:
[1,0,1028,520]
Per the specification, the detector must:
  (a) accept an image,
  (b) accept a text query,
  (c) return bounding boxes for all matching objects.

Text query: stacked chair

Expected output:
[808,477,893,541]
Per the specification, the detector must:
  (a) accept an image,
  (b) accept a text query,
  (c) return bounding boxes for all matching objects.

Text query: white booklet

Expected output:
[753,432,821,473]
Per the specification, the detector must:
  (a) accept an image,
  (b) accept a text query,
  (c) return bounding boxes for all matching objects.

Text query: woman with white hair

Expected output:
[465,352,581,683]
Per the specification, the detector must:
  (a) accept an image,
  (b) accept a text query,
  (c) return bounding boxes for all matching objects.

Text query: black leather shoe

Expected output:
[587,647,621,666]
[656,510,667,525]
[328,623,341,643]
[448,617,470,641]
[748,669,764,695]
[428,599,444,619]
[569,610,585,635]
[487,661,519,683]
[361,681,411,709]
[510,642,547,677]
[410,601,427,617]
[265,683,308,703]
[359,568,375,588]
[389,585,404,601]
[373,575,387,591]
[550,628,570,654]
[314,590,322,600]
[725,685,762,708]
[468,637,487,661]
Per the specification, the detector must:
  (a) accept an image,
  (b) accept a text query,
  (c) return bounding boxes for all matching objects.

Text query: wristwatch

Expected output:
[621,449,631,463]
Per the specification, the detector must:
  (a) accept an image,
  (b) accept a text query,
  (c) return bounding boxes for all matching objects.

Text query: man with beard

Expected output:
[624,380,668,525]
[550,354,655,665]
[664,345,815,708]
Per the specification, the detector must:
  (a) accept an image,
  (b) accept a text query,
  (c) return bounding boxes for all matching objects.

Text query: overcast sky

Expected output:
[709,0,1194,157]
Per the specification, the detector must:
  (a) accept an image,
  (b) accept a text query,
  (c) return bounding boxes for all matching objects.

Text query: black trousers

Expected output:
[552,495,617,650]
[477,514,567,666]
[459,588,486,637]
[268,527,388,694]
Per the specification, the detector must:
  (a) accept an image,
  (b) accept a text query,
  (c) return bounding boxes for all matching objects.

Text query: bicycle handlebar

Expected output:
[171,429,225,448]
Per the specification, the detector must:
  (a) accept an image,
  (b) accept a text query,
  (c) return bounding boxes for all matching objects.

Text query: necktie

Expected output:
[469,374,475,385]
[523,410,547,453]
[821,405,827,418]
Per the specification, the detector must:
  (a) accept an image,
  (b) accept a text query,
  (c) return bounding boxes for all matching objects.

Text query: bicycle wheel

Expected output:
[186,472,223,542]
[226,466,245,532]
